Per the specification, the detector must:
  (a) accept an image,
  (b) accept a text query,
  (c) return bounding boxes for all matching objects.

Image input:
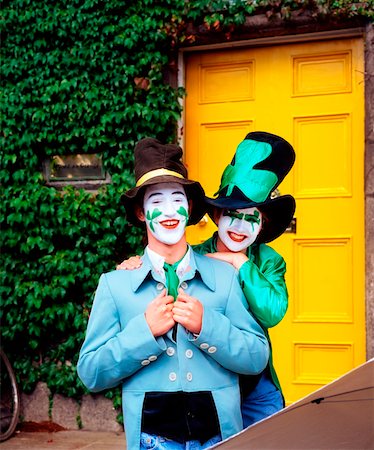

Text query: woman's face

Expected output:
[218,207,262,252]
[143,182,189,245]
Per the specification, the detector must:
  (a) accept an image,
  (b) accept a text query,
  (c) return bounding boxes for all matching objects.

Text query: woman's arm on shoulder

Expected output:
[116,255,142,270]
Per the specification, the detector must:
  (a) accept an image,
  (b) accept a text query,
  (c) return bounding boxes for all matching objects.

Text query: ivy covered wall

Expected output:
[1,0,187,400]
[1,0,372,405]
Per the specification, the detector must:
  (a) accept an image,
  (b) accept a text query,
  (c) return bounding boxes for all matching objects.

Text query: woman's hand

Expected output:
[206,252,248,270]
[116,255,142,270]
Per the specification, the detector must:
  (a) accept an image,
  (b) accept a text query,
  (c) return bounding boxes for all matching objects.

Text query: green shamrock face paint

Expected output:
[143,183,189,245]
[146,208,163,232]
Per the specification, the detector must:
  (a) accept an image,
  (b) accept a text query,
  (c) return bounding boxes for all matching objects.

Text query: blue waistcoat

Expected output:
[77,249,269,450]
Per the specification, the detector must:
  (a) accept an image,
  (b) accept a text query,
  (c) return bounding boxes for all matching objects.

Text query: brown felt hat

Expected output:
[122,137,206,226]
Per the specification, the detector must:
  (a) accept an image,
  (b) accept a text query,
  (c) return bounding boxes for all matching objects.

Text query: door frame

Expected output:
[177,25,374,360]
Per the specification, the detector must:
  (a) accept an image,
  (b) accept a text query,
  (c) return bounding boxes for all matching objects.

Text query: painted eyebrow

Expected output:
[147,190,185,199]
[147,192,163,199]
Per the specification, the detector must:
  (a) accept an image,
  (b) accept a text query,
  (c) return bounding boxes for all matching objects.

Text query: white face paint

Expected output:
[218,207,262,252]
[143,183,189,245]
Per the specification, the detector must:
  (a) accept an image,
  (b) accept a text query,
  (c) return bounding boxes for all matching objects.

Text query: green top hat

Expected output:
[206,131,296,243]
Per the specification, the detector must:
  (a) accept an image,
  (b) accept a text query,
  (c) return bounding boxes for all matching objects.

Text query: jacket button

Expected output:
[180,281,188,290]
[149,355,157,361]
[200,343,209,349]
[185,349,193,359]
[166,347,175,356]
[141,359,150,366]
[156,282,164,291]
[169,372,177,381]
[186,372,193,381]
[208,346,217,353]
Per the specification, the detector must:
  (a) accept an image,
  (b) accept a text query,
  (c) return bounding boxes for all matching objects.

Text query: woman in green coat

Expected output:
[118,131,296,428]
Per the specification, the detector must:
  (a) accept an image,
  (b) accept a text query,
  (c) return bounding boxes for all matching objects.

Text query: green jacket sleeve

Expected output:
[239,244,288,329]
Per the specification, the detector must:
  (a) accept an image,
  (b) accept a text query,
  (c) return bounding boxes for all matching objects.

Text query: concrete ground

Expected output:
[0,430,126,449]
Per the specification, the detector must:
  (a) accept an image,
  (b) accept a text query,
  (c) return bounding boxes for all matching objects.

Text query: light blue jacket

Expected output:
[77,248,269,450]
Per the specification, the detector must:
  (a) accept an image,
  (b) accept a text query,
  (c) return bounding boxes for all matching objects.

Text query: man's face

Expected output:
[218,207,262,252]
[143,182,189,245]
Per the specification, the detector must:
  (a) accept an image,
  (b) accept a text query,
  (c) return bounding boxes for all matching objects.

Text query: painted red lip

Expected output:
[160,220,179,229]
[228,231,247,242]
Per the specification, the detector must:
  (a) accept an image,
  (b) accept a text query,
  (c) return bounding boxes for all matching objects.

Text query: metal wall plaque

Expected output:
[43,154,111,190]
[49,154,105,180]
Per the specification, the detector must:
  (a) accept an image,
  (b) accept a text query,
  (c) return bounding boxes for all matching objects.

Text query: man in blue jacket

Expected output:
[77,137,269,450]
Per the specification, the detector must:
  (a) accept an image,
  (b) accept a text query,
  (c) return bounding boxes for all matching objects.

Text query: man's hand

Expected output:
[116,255,142,270]
[145,290,175,337]
[206,251,248,270]
[173,289,203,335]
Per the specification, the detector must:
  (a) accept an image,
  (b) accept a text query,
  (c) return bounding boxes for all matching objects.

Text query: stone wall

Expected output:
[20,382,122,432]
[365,22,374,360]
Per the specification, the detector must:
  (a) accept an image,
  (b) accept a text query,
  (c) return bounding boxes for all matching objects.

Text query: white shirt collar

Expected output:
[145,245,192,280]
[145,246,165,277]
[176,246,192,278]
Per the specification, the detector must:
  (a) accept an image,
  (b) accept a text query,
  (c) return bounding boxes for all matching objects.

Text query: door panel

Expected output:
[184,38,365,404]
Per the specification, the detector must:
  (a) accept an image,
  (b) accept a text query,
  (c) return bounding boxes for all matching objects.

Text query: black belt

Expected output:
[142,391,220,443]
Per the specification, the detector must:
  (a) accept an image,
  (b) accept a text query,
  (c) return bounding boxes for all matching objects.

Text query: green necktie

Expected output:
[164,260,182,341]
[164,261,180,301]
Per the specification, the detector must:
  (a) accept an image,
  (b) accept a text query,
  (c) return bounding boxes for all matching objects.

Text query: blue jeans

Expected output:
[140,432,221,449]
[241,371,284,428]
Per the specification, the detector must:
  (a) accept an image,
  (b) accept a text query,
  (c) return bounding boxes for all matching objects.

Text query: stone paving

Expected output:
[0,430,126,449]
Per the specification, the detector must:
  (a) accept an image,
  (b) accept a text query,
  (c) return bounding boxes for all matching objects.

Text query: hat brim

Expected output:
[122,175,207,226]
[206,194,296,243]
[258,195,296,243]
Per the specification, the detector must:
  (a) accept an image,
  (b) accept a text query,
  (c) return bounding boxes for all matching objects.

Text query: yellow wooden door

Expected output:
[184,38,365,404]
